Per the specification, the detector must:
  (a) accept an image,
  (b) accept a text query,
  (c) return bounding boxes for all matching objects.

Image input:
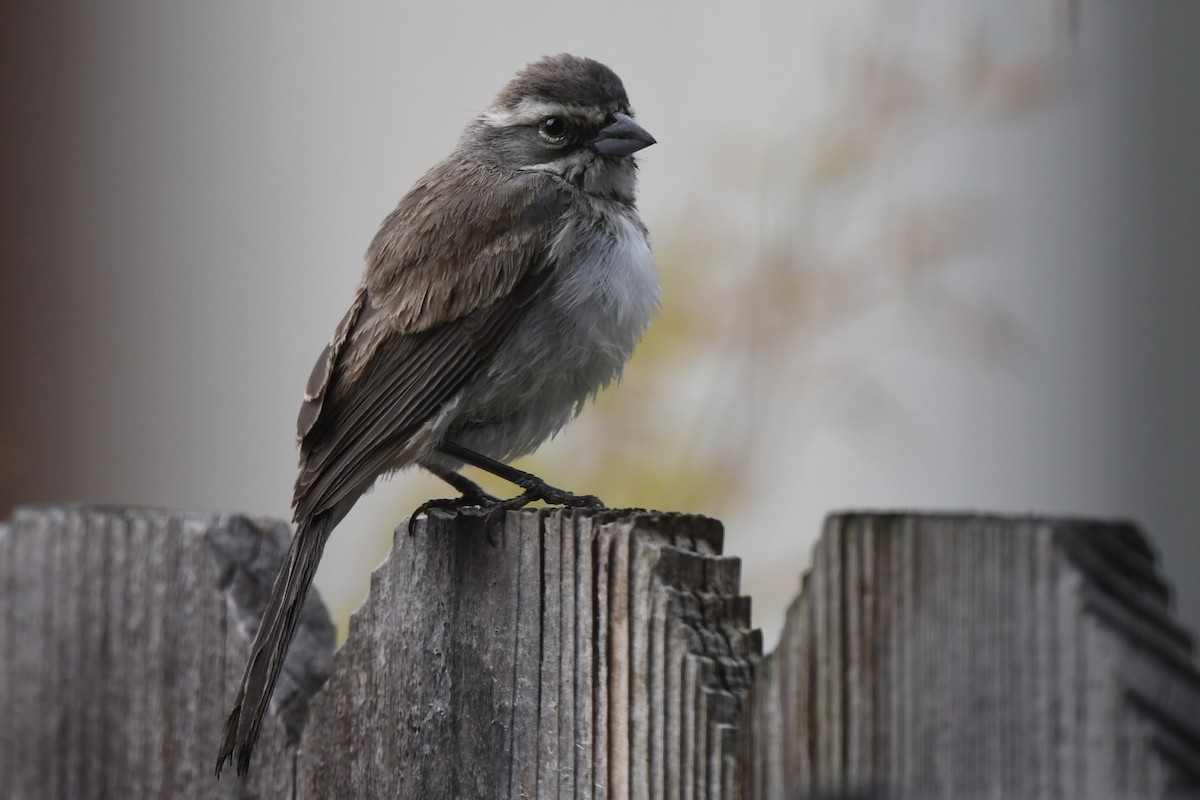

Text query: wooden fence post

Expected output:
[0,506,335,799]
[4,506,1199,798]
[0,505,759,799]
[296,508,759,798]
[740,513,1200,800]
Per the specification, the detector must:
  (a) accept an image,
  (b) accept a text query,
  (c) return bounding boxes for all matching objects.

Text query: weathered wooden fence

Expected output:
[1,506,1198,799]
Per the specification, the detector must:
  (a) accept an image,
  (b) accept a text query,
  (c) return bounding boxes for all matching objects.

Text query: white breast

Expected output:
[549,206,661,361]
[450,200,661,461]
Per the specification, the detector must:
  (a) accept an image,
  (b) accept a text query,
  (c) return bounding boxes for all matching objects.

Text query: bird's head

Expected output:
[468,54,655,201]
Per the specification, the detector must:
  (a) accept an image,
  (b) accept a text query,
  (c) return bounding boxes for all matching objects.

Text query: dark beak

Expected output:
[593,112,656,157]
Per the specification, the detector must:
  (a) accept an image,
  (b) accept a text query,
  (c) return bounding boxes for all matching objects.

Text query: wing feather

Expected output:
[365,164,569,332]
[291,165,567,523]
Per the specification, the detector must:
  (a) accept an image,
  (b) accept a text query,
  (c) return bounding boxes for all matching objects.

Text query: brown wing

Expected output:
[292,165,568,523]
[364,160,569,333]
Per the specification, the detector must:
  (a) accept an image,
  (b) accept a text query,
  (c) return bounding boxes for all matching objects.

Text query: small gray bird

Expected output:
[217,54,658,776]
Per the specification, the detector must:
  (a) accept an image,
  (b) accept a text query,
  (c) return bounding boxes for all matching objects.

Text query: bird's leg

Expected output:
[431,466,499,503]
[407,465,501,535]
[437,440,605,509]
[409,443,605,539]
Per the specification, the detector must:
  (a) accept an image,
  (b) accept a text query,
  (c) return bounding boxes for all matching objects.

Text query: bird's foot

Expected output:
[434,442,605,512]
[407,477,604,542]
[506,477,605,512]
[407,487,500,536]
[474,484,604,546]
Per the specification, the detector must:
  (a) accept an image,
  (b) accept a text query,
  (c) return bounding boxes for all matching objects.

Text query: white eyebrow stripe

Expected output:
[518,149,592,174]
[480,99,610,128]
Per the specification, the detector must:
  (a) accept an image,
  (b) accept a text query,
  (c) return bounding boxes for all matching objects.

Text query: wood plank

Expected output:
[741,513,1200,799]
[0,506,330,798]
[289,508,757,799]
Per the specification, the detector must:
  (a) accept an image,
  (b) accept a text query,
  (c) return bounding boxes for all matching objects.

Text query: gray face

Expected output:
[465,55,650,203]
[471,103,637,197]
[482,102,630,166]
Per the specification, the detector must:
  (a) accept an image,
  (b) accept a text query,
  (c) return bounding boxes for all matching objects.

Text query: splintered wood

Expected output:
[0,506,335,799]
[7,506,1199,799]
[296,509,761,799]
[0,505,759,799]
[740,513,1200,800]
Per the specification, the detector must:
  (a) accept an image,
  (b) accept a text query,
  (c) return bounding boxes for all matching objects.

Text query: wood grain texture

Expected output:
[15,505,1196,799]
[0,505,759,799]
[294,507,762,799]
[740,513,1200,800]
[0,505,334,799]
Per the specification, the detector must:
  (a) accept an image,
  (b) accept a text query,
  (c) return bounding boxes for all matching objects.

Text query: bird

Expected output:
[216,53,659,777]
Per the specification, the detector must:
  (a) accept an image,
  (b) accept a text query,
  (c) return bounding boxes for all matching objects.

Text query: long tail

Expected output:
[216,512,335,777]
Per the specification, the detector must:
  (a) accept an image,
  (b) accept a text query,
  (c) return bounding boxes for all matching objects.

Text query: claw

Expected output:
[517,482,604,510]
[408,475,606,541]
[407,489,499,536]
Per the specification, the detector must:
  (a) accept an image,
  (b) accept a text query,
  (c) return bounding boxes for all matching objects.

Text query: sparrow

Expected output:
[217,53,659,776]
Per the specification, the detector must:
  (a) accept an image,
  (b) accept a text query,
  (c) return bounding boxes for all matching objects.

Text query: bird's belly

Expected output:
[448,210,660,461]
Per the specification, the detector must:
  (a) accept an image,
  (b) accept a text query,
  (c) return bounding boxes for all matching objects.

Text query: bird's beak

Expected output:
[592,112,656,157]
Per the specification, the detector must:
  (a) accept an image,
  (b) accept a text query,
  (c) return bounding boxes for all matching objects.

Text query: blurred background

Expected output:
[3,0,1198,648]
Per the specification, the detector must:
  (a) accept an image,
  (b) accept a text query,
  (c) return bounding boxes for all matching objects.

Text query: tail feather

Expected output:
[216,513,334,777]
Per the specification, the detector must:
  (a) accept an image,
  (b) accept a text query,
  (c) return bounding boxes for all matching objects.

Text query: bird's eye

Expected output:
[538,116,569,143]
